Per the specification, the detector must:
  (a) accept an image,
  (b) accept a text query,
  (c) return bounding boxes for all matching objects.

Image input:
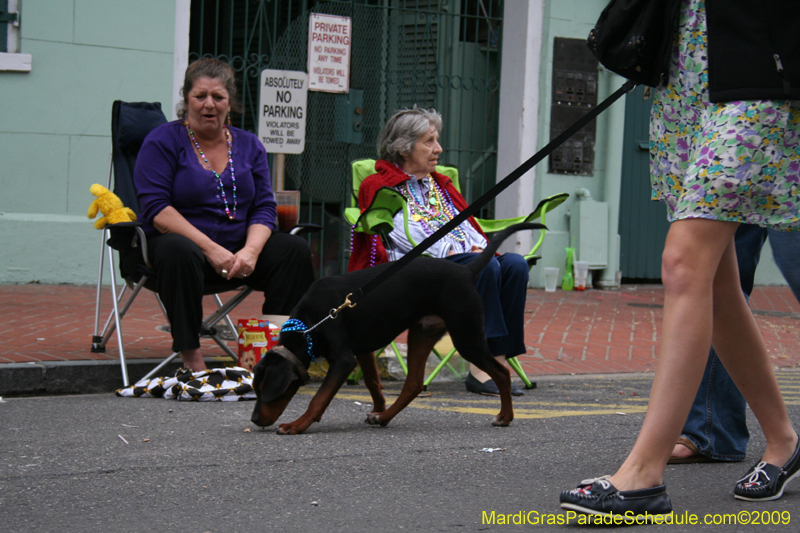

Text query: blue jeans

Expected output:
[446,253,529,358]
[682,225,800,460]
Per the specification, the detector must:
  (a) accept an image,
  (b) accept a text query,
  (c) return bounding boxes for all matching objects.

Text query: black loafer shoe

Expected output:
[466,373,499,396]
[465,374,524,396]
[734,438,800,501]
[560,477,672,522]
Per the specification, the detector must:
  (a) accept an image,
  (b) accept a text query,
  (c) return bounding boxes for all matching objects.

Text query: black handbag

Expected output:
[587,0,681,87]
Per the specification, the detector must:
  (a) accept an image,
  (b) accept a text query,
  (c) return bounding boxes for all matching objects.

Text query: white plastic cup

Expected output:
[544,267,559,292]
[574,261,590,290]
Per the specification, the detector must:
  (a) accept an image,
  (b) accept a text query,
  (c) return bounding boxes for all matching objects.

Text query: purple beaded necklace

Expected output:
[350,227,379,267]
[185,120,237,220]
[401,175,467,242]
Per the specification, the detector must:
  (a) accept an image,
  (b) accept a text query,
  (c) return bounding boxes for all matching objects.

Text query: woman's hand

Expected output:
[204,244,236,278]
[446,245,484,257]
[226,223,272,279]
[228,246,259,279]
[153,206,236,277]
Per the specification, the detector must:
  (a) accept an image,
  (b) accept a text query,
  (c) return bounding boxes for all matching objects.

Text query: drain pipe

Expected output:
[599,74,628,289]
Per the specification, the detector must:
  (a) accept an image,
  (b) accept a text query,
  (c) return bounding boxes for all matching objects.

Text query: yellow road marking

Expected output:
[295,390,648,419]
[409,403,648,419]
[292,373,799,419]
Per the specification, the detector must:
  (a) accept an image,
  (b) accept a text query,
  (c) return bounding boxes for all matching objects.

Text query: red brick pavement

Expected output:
[1,283,799,375]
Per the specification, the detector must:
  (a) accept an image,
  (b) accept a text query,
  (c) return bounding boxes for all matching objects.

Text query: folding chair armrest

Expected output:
[527,192,569,222]
[289,223,323,235]
[344,207,361,226]
[105,221,144,251]
[352,187,406,236]
[106,220,142,230]
[474,215,531,234]
[524,192,569,259]
[475,215,546,266]
[474,193,568,263]
[476,193,569,233]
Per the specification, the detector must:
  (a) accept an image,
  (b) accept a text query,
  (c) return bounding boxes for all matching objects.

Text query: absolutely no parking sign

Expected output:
[258,69,308,154]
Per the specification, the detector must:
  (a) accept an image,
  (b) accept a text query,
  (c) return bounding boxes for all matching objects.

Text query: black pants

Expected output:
[127,232,314,352]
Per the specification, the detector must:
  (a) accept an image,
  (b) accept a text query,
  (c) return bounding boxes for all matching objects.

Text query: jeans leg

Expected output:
[733,224,768,298]
[681,224,766,460]
[766,228,800,304]
[682,350,749,461]
[446,253,507,341]
[486,253,529,358]
[445,252,529,357]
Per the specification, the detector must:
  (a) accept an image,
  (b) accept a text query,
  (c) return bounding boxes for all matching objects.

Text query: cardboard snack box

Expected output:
[236,319,280,371]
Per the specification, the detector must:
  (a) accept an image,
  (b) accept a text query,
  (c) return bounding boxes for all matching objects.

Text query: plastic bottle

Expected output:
[562,247,575,291]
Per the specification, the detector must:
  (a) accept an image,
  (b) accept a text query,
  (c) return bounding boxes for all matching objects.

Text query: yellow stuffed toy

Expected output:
[87,184,137,229]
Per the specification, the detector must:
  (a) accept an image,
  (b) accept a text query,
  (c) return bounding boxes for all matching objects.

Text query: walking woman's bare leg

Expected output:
[710,243,798,467]
[609,219,741,491]
[609,218,797,492]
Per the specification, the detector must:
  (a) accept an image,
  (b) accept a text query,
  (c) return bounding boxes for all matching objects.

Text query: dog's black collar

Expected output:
[272,346,310,385]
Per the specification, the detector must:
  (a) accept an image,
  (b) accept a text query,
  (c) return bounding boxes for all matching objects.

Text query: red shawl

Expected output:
[347,159,487,271]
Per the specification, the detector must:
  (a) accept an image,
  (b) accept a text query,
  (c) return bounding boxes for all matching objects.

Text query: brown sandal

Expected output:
[668,436,717,464]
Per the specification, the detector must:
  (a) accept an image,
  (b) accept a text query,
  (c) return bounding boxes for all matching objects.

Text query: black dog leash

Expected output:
[344,79,637,308]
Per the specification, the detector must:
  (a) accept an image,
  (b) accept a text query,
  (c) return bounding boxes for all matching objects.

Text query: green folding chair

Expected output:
[346,159,568,389]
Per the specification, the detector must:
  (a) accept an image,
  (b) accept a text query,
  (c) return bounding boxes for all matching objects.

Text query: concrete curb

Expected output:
[0,354,397,397]
[0,359,188,396]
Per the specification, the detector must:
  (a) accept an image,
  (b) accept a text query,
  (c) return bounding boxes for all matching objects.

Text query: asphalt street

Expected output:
[2,372,799,532]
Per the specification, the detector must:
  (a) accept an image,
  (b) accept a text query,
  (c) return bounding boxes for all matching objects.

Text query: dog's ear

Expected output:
[254,356,299,403]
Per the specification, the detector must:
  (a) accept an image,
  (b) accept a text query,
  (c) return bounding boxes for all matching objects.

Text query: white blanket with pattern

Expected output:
[116,367,256,401]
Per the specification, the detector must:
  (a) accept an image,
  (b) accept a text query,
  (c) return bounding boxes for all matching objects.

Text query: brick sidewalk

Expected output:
[519,285,800,376]
[1,283,799,375]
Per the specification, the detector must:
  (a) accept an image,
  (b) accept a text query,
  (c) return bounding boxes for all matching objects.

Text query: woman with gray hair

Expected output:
[349,107,529,396]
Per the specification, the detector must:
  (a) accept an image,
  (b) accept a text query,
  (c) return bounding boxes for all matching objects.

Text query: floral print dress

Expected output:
[650,0,800,230]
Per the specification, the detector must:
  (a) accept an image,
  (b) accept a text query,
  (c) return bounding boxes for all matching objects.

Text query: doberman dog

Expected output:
[250,222,544,434]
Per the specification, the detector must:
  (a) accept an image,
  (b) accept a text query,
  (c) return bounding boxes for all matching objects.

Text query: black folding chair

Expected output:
[91,101,254,386]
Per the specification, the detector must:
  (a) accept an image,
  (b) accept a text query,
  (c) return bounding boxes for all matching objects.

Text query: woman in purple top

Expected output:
[131,58,314,371]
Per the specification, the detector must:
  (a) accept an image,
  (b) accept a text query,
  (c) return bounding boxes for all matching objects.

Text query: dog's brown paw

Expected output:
[365,412,389,427]
[491,415,512,427]
[276,423,304,435]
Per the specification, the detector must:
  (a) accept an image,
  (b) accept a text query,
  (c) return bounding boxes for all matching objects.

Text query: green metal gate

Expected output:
[189,0,503,276]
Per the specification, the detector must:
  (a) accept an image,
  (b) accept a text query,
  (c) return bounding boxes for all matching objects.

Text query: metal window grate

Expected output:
[548,37,598,176]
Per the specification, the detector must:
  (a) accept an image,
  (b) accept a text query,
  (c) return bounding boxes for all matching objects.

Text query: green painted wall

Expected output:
[532,0,621,285]
[1,0,788,289]
[534,0,786,288]
[0,0,176,284]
